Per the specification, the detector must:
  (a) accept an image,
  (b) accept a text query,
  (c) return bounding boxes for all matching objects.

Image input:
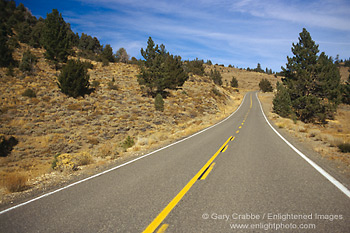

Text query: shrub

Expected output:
[259,78,273,92]
[4,173,28,192]
[19,50,37,74]
[22,88,36,98]
[53,153,78,171]
[91,80,100,88]
[51,153,60,169]
[58,59,90,98]
[210,69,222,86]
[338,143,350,153]
[230,76,238,88]
[273,82,292,118]
[155,93,164,111]
[108,81,118,90]
[75,152,93,166]
[212,88,221,96]
[122,136,135,151]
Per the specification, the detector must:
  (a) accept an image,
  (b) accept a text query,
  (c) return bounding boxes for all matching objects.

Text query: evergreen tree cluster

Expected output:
[245,63,274,74]
[274,28,342,123]
[184,58,205,76]
[0,0,130,68]
[138,37,188,97]
[259,78,273,92]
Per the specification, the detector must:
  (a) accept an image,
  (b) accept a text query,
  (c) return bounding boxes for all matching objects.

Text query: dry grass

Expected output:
[4,173,28,193]
[258,92,350,175]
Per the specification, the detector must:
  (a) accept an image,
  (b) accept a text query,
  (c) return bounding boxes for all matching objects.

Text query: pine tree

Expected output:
[273,82,292,118]
[115,47,129,63]
[58,60,90,98]
[210,69,223,86]
[0,23,14,67]
[141,37,158,68]
[138,37,188,96]
[281,28,341,123]
[41,9,72,66]
[154,93,164,111]
[259,78,273,92]
[185,58,205,75]
[230,76,238,88]
[341,72,350,104]
[101,44,114,62]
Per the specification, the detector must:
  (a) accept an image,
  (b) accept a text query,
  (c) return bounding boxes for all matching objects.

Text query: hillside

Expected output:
[2,43,276,203]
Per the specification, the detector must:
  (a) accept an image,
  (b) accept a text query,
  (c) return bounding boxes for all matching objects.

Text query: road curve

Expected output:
[0,91,349,232]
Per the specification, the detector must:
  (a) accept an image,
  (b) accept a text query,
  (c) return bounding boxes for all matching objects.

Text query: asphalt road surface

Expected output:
[1,92,349,232]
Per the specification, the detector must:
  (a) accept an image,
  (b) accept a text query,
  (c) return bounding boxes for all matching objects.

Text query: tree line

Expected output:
[0,0,130,69]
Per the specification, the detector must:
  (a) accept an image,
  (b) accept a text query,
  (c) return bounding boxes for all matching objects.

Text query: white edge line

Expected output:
[0,93,248,215]
[256,92,350,198]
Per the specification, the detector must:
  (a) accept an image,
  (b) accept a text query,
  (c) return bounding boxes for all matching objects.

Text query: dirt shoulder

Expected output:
[258,92,350,187]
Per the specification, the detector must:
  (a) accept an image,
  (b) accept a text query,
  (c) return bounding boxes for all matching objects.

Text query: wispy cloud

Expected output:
[33,0,350,71]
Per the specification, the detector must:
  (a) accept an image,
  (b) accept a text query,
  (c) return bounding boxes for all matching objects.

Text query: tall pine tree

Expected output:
[138,37,188,96]
[280,28,341,123]
[41,9,72,66]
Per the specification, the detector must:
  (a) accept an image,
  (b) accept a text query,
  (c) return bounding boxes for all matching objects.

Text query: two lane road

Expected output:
[1,92,349,232]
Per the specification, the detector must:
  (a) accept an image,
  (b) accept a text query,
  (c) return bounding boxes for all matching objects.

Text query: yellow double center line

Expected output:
[143,136,233,233]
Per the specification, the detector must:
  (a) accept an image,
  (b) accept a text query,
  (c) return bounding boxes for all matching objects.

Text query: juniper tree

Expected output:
[230,76,238,88]
[58,59,90,98]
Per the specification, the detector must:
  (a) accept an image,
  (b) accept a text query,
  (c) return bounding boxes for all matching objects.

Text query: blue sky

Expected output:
[23,0,350,71]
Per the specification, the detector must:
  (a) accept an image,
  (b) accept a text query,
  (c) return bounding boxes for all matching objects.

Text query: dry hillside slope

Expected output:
[2,45,275,203]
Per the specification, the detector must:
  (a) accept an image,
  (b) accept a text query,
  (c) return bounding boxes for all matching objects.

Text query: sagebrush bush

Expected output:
[338,143,350,153]
[91,80,100,88]
[22,88,36,98]
[122,136,135,151]
[4,173,28,192]
[155,93,164,111]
